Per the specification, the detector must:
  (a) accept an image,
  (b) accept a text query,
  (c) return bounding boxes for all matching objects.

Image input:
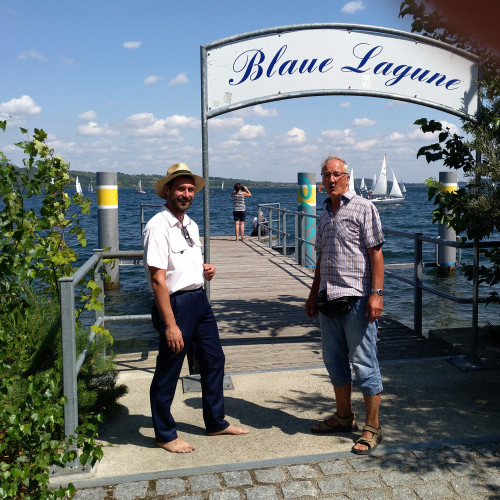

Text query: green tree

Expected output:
[0,122,125,498]
[399,0,500,297]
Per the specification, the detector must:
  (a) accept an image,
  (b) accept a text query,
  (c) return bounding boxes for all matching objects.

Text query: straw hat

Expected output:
[154,163,205,199]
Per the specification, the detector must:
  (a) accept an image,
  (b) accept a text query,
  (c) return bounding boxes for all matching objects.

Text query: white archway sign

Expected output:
[200,24,480,276]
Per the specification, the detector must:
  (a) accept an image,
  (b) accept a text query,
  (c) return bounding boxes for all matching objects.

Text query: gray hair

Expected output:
[321,153,350,174]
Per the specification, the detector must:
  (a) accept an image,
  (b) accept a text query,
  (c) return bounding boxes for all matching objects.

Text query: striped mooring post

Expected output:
[97,172,120,289]
[438,171,458,276]
[297,172,316,268]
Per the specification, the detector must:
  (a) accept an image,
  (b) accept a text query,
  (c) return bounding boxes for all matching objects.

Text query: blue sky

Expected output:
[1,0,468,183]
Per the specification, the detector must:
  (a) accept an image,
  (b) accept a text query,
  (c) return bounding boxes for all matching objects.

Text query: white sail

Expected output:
[221,181,224,190]
[401,181,407,193]
[349,167,355,191]
[372,155,388,196]
[371,173,377,191]
[75,176,82,194]
[359,178,367,191]
[389,170,404,198]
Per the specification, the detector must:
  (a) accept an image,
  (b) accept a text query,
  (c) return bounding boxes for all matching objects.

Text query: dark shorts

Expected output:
[233,210,246,222]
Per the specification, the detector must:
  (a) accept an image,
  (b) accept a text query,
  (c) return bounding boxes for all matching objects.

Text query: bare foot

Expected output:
[207,423,249,436]
[156,438,196,453]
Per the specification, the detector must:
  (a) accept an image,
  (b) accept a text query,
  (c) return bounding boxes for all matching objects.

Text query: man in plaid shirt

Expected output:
[306,153,385,455]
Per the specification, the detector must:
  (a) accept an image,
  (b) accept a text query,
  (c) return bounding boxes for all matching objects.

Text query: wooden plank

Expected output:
[209,237,452,371]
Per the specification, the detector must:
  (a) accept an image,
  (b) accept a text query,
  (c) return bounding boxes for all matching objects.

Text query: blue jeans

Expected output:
[319,296,383,396]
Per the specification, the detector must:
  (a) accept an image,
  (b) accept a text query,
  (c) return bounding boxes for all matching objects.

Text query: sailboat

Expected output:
[371,173,377,194]
[88,180,95,193]
[359,177,368,193]
[349,168,355,192]
[400,181,407,194]
[136,180,146,193]
[75,176,83,195]
[370,154,405,205]
[221,181,224,190]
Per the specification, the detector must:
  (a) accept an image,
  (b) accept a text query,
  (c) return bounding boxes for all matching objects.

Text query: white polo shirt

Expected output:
[142,206,204,294]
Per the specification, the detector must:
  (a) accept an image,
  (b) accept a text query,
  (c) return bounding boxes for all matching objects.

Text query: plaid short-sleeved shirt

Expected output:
[315,191,384,299]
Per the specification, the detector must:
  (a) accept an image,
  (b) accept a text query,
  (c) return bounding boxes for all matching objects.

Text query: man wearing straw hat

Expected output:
[143,163,249,453]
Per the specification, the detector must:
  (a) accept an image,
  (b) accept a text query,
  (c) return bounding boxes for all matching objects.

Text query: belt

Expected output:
[169,287,202,299]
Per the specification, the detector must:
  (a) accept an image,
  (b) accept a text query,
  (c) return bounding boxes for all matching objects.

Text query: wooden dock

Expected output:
[209,236,452,372]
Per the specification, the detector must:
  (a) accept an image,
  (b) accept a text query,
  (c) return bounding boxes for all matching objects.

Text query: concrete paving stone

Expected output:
[388,486,418,499]
[483,471,500,489]
[281,480,318,499]
[442,446,480,462]
[317,477,349,495]
[208,490,241,500]
[73,487,107,500]
[415,463,453,482]
[348,472,383,491]
[447,461,478,477]
[412,481,455,499]
[351,489,391,500]
[348,457,384,472]
[380,470,421,487]
[113,481,149,500]
[189,474,222,492]
[155,477,187,496]
[222,470,253,487]
[173,495,203,500]
[319,460,352,476]
[473,455,500,472]
[287,464,319,479]
[378,453,416,470]
[245,485,279,500]
[449,477,491,499]
[473,442,500,458]
[253,468,286,484]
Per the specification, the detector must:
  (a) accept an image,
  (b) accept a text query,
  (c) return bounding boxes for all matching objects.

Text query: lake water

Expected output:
[69,186,499,351]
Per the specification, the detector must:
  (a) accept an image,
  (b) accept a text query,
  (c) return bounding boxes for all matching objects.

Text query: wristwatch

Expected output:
[371,289,383,296]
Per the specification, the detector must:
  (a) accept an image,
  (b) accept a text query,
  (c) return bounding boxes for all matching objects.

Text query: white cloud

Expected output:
[18,49,45,61]
[123,112,198,138]
[218,139,241,149]
[123,41,142,49]
[281,127,306,146]
[165,114,200,128]
[78,110,97,121]
[235,105,279,117]
[231,124,266,140]
[169,73,189,86]
[321,128,353,141]
[209,117,245,129]
[78,121,118,137]
[0,95,41,115]
[354,139,378,150]
[388,132,405,141]
[144,75,163,85]
[352,117,376,126]
[340,102,351,108]
[341,1,365,14]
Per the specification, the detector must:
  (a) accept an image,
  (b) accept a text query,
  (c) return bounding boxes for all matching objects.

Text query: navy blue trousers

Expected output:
[150,288,229,442]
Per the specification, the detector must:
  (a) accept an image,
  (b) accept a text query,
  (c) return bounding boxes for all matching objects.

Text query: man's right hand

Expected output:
[165,325,184,354]
[305,295,318,318]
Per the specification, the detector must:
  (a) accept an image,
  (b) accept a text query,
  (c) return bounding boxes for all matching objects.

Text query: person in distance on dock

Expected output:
[143,163,249,453]
[305,153,385,455]
[231,182,252,241]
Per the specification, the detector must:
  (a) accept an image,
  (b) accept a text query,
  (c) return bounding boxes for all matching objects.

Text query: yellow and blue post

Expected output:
[298,172,316,268]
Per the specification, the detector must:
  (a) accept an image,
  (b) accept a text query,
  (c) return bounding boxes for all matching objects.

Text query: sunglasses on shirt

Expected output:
[181,225,194,247]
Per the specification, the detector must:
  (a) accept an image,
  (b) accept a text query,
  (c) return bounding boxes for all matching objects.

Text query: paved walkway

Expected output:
[69,441,500,499]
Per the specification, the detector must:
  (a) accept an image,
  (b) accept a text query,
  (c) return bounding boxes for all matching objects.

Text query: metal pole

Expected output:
[414,233,423,336]
[282,211,287,257]
[97,172,119,289]
[201,45,210,300]
[437,171,457,275]
[60,278,78,442]
[297,173,316,267]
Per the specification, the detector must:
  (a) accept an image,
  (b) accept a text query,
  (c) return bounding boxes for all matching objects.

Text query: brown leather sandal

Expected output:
[311,412,358,434]
[351,425,382,455]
